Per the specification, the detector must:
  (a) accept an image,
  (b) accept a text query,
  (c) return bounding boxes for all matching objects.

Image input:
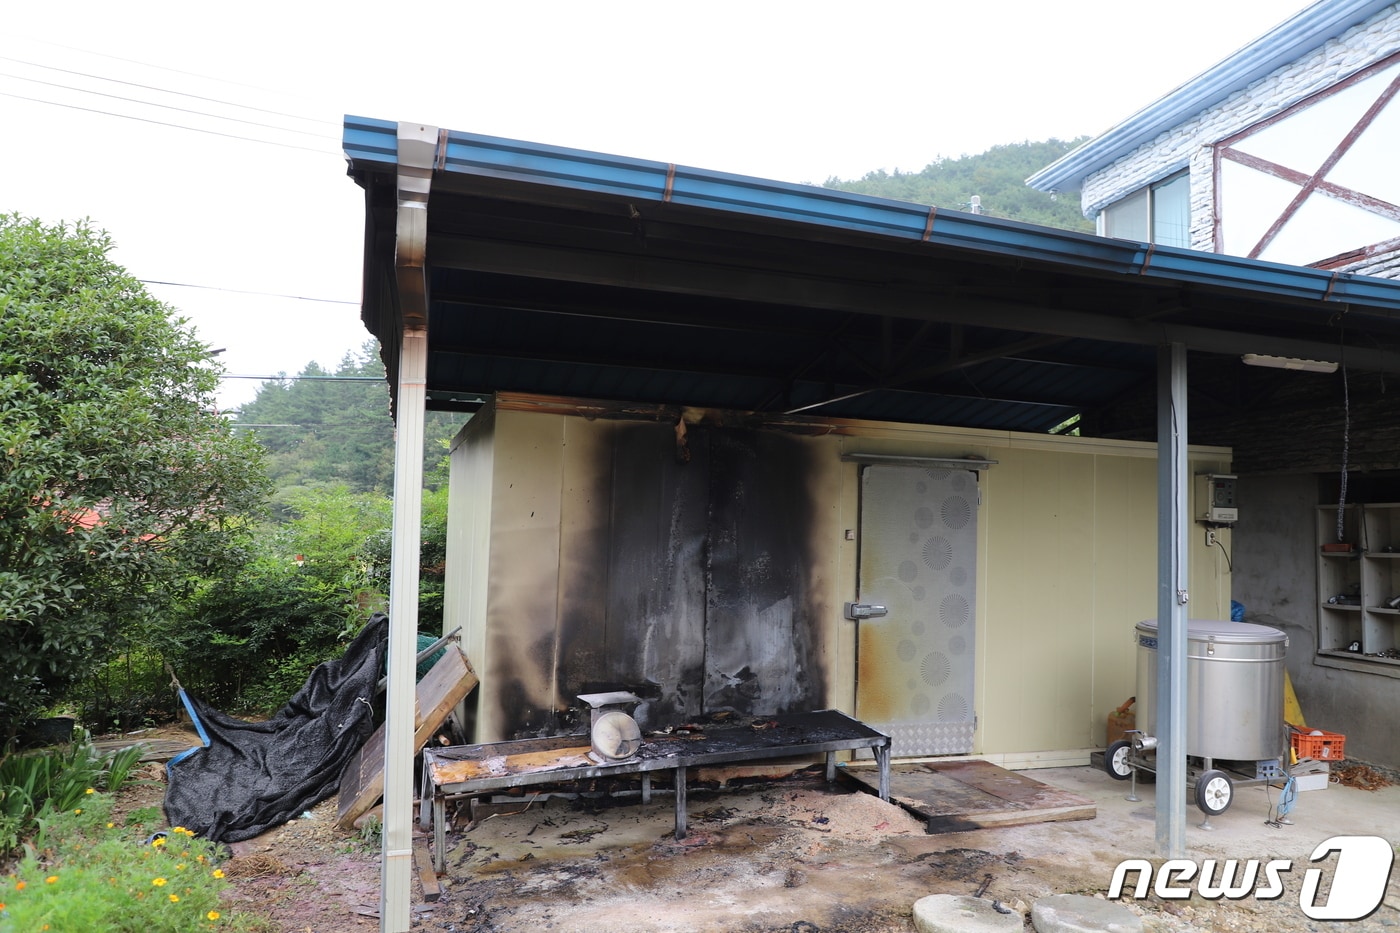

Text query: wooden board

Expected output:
[92,738,197,763]
[413,844,440,901]
[336,645,478,830]
[845,759,1095,833]
[427,746,594,786]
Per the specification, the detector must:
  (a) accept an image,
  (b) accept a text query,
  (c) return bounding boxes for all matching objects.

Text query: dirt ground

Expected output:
[111,726,1400,932]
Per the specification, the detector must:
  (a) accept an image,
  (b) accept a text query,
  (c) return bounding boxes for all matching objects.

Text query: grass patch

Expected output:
[1,793,270,932]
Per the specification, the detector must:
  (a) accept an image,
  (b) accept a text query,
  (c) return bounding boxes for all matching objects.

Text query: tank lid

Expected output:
[1135,618,1286,643]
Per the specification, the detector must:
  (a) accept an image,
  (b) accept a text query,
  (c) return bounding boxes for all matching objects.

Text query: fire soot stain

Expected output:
[512,416,832,740]
[703,426,828,716]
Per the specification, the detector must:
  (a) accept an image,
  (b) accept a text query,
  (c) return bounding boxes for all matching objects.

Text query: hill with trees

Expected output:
[231,342,465,513]
[824,138,1093,233]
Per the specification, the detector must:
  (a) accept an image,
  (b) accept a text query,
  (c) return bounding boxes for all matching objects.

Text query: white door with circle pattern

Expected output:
[855,465,978,756]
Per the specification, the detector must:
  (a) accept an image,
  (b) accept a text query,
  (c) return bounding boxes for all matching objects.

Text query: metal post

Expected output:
[381,326,427,929]
[379,121,437,933]
[1156,342,1189,858]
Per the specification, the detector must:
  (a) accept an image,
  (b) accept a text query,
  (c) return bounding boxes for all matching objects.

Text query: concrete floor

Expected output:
[998,760,1400,866]
[416,759,1400,932]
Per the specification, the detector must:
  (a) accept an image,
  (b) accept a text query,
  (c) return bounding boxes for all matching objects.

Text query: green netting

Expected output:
[416,633,446,681]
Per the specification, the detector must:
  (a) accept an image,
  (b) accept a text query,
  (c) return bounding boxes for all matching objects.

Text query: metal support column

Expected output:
[381,121,437,933]
[1156,342,1189,858]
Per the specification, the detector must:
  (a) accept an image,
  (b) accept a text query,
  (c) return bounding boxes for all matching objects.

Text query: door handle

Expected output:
[844,602,889,620]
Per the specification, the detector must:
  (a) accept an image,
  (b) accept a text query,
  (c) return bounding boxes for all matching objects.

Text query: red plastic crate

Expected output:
[1291,728,1346,761]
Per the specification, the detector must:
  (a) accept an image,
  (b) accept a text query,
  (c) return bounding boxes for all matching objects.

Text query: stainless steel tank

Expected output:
[1135,618,1287,762]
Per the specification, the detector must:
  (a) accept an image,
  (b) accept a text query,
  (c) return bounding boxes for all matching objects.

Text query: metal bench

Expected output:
[421,709,892,872]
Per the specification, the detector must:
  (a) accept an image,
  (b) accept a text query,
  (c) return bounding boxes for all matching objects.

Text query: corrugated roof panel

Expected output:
[348,115,1400,313]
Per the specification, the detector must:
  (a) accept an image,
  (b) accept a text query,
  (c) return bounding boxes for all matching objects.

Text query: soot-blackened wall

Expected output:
[486,414,834,739]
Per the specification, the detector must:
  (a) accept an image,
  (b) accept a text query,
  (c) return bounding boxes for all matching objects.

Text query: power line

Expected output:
[0,49,338,130]
[140,279,358,305]
[0,90,337,156]
[223,375,382,382]
[7,36,341,122]
[0,67,338,143]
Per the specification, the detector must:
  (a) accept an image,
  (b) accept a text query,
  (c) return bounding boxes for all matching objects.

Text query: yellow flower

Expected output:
[152,877,167,887]
[169,894,180,903]
[74,809,82,815]
[176,863,186,871]
[196,854,207,863]
[85,788,95,795]
[106,822,115,829]
[45,876,58,884]
[206,911,221,921]
[211,868,225,879]
[152,837,166,848]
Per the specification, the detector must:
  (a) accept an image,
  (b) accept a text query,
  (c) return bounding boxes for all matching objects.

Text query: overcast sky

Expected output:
[2,0,1307,410]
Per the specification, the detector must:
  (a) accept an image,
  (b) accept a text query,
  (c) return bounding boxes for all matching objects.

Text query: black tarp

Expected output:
[163,614,388,842]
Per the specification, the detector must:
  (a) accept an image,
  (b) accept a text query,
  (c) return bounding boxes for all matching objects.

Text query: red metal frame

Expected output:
[1212,51,1400,262]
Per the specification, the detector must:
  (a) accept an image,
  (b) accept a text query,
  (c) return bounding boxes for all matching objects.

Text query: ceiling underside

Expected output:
[352,148,1400,436]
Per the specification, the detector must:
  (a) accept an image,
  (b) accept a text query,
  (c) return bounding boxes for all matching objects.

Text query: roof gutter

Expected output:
[1026,0,1395,193]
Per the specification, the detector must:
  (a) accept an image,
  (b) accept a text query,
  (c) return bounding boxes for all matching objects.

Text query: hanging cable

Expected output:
[1336,335,1350,543]
[0,69,337,142]
[0,90,336,155]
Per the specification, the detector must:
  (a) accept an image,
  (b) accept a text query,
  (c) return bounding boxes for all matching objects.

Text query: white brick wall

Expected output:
[1082,4,1400,270]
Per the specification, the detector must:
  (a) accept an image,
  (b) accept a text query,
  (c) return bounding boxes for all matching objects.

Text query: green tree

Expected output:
[169,485,392,712]
[0,214,268,737]
[234,342,463,512]
[825,138,1094,232]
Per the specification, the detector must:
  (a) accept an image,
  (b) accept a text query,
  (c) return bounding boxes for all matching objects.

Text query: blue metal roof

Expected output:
[346,115,1400,314]
[344,115,1400,436]
[1026,0,1396,192]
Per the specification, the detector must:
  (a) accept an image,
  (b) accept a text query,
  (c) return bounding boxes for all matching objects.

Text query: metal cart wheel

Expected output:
[1104,740,1135,781]
[1196,769,1234,816]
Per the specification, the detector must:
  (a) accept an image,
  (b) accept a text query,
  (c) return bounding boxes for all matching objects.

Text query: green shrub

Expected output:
[0,729,147,858]
[1,794,269,931]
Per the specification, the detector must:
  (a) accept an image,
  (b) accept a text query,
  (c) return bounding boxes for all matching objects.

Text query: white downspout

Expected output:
[380,121,437,933]
[1156,341,1189,858]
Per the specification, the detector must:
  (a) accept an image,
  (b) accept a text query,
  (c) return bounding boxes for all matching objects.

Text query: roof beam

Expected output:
[429,237,1400,374]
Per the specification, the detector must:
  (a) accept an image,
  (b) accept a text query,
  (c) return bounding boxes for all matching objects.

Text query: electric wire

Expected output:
[0,40,339,153]
[9,35,336,114]
[1210,536,1233,572]
[139,280,358,306]
[0,90,335,155]
[0,51,339,128]
[0,68,338,142]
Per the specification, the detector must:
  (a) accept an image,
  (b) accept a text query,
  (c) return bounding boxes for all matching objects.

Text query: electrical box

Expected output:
[1196,473,1238,524]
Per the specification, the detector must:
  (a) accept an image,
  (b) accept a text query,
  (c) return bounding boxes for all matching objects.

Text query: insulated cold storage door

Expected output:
[855,465,978,756]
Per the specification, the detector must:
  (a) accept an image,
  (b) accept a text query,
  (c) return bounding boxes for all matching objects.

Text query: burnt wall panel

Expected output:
[554,421,710,731]
[552,421,619,735]
[703,427,828,715]
[604,423,709,726]
[487,411,834,739]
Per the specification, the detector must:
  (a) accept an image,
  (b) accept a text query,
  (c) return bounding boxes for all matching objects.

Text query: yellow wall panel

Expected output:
[482,410,566,740]
[444,406,495,737]
[449,394,1232,757]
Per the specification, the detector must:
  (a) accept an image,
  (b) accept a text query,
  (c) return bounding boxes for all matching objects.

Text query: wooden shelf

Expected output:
[1318,504,1400,661]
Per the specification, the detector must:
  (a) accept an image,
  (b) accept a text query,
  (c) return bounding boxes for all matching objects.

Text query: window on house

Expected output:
[1101,173,1190,248]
